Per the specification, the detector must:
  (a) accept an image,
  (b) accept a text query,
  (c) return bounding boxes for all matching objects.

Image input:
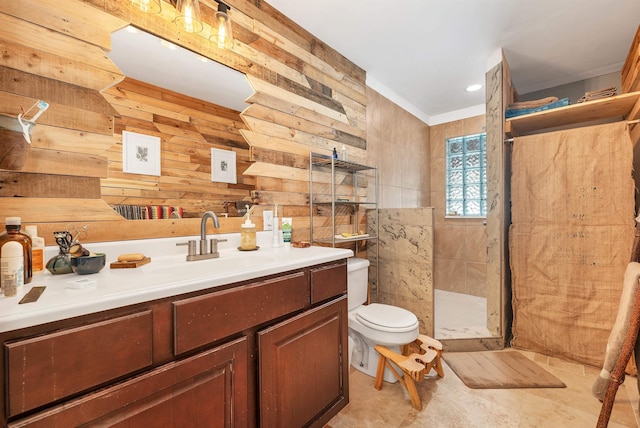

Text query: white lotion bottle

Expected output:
[1,241,23,296]
[272,204,281,248]
[25,225,45,273]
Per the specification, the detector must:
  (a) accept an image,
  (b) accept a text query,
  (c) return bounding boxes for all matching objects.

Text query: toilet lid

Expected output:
[356,303,419,333]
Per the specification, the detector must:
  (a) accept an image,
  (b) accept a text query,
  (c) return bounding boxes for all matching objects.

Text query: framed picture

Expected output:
[122,130,161,176]
[211,148,237,184]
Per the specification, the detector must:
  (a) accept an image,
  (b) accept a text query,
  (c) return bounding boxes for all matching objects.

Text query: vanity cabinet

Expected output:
[0,259,348,428]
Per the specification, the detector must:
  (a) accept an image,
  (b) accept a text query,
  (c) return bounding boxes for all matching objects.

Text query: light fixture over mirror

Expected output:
[210,1,233,50]
[174,0,204,34]
[131,0,161,14]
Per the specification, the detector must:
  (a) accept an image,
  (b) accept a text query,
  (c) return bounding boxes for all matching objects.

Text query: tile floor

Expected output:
[434,289,491,340]
[327,349,640,427]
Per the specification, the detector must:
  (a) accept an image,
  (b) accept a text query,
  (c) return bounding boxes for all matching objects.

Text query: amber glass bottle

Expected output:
[0,217,32,284]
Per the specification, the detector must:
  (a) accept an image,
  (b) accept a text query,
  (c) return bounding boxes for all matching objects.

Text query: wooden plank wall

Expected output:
[0,0,368,245]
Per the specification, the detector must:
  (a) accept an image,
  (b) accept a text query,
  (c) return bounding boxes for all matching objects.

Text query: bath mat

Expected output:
[443,350,566,389]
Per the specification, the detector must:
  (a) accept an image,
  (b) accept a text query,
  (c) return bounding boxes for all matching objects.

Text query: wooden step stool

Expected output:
[374,334,444,411]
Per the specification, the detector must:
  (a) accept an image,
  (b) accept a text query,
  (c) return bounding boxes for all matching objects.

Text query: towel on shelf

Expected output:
[112,204,183,220]
[146,205,184,219]
[505,98,570,118]
[508,96,559,110]
[577,86,617,103]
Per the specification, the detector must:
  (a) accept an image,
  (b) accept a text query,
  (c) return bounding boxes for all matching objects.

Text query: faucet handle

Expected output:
[209,238,227,254]
[176,240,197,257]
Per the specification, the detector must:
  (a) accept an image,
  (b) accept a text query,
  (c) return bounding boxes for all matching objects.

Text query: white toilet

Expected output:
[347,258,420,383]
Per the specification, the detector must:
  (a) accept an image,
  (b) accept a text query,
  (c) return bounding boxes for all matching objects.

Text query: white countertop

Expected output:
[0,232,353,333]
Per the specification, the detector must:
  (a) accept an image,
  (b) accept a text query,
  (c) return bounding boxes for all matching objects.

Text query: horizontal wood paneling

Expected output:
[0,173,101,198]
[19,149,108,177]
[36,216,245,246]
[0,198,124,223]
[0,12,125,89]
[0,0,126,51]
[0,0,369,243]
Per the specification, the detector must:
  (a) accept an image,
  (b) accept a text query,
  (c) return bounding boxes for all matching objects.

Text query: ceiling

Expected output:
[109,1,640,126]
[268,0,640,124]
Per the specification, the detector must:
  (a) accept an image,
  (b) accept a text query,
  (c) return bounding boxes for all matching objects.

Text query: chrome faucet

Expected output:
[177,211,227,261]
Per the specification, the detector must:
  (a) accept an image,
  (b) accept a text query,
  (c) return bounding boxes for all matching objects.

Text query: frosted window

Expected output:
[445,133,486,217]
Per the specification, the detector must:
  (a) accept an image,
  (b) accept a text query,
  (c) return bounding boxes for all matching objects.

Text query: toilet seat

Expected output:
[356,303,419,333]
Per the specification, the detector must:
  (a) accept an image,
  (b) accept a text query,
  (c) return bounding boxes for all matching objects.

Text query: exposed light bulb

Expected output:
[174,0,203,34]
[209,1,233,49]
[216,15,228,49]
[184,6,195,32]
[131,0,161,14]
[139,0,151,12]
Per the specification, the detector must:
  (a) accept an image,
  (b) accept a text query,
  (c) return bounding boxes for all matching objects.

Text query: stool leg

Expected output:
[405,375,422,411]
[375,354,386,390]
[433,351,445,378]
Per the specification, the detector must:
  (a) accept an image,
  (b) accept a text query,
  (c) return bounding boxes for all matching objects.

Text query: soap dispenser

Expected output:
[240,205,257,250]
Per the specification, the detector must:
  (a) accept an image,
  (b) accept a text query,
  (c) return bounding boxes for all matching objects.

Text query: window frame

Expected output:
[444,132,487,218]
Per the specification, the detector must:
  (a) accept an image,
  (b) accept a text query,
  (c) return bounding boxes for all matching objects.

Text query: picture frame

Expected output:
[122,130,161,176]
[211,148,237,184]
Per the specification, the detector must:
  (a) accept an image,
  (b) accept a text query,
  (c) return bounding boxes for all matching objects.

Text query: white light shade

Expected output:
[131,0,161,14]
[174,0,204,34]
[466,84,482,92]
[209,2,234,49]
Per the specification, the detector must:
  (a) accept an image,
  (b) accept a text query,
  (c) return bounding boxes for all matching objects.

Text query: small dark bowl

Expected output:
[70,253,106,275]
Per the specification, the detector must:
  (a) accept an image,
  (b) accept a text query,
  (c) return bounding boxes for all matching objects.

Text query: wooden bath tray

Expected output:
[110,257,151,269]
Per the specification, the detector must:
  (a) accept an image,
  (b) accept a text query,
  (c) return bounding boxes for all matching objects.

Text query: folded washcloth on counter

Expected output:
[577,86,617,103]
[508,96,559,110]
[505,97,570,118]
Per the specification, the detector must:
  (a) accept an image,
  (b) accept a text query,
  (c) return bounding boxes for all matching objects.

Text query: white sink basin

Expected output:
[149,249,280,277]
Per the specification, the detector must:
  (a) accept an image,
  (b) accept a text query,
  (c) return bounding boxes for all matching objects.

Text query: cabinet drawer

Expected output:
[5,310,153,417]
[174,270,309,355]
[310,261,347,304]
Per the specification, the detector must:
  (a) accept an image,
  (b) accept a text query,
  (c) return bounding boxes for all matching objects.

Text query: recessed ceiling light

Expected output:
[126,25,141,34]
[466,84,482,92]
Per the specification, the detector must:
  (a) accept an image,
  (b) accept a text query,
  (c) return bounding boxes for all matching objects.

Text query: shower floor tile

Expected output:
[435,289,491,339]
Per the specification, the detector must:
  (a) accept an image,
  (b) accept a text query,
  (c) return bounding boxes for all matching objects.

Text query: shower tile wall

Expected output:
[368,208,434,335]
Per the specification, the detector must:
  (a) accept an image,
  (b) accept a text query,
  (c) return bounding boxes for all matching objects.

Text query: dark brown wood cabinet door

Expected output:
[258,297,349,428]
[10,337,249,428]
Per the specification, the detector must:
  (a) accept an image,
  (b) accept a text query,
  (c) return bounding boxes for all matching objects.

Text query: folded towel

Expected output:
[505,98,570,118]
[508,96,559,110]
[592,262,640,401]
[577,86,618,103]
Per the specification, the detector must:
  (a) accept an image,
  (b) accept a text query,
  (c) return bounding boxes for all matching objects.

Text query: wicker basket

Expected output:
[0,114,34,170]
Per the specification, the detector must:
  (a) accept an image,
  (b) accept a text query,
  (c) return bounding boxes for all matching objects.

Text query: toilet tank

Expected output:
[347,257,370,311]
